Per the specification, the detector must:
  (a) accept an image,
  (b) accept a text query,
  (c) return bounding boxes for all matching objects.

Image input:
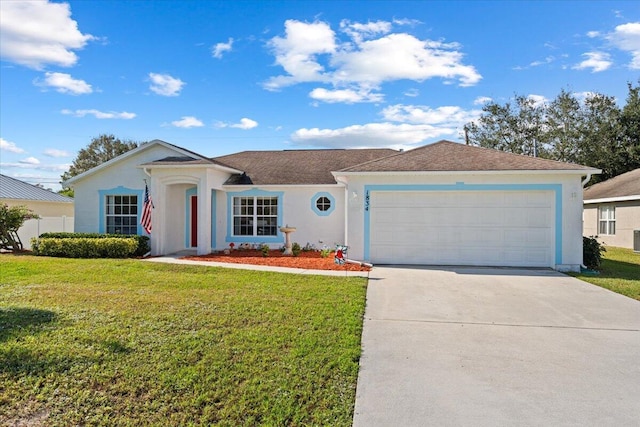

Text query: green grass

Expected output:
[0,255,367,426]
[572,246,640,301]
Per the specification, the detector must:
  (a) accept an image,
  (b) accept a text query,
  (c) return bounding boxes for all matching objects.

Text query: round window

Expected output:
[316,196,331,212]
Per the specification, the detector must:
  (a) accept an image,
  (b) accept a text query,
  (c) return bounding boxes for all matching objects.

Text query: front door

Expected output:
[190,195,198,247]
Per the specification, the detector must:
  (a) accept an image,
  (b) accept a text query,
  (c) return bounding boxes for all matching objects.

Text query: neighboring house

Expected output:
[0,174,74,249]
[583,168,640,250]
[64,139,599,271]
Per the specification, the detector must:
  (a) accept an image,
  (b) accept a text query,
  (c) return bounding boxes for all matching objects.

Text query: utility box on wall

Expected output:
[634,230,640,253]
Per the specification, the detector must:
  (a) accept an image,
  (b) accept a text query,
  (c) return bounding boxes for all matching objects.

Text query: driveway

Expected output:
[353,266,640,427]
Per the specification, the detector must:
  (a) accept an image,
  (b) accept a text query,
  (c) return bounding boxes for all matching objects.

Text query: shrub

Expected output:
[583,236,606,270]
[260,243,270,257]
[320,248,332,258]
[31,237,138,258]
[291,242,301,257]
[36,232,150,257]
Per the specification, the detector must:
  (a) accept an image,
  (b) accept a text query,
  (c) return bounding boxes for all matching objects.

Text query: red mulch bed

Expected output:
[183,249,371,271]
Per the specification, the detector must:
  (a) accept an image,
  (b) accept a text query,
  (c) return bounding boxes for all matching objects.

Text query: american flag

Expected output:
[140,184,154,234]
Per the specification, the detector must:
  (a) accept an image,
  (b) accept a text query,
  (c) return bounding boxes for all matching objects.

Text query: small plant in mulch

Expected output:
[260,244,270,257]
[320,248,332,258]
[291,242,301,257]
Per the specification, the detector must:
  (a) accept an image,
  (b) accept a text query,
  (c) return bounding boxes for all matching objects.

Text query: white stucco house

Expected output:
[64,139,599,271]
[583,168,640,250]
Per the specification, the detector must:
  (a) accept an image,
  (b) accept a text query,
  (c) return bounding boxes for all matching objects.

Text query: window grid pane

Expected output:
[232,196,278,237]
[106,194,138,235]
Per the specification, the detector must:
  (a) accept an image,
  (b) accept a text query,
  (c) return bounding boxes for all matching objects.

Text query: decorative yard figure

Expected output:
[335,244,348,265]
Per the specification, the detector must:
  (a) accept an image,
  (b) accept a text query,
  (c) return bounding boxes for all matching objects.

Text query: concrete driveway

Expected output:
[353,266,640,427]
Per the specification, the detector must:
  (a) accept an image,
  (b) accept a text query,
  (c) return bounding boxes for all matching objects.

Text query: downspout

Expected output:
[581,173,592,187]
[335,176,349,246]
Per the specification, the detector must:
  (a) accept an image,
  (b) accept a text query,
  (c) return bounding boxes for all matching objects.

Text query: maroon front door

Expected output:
[190,195,198,247]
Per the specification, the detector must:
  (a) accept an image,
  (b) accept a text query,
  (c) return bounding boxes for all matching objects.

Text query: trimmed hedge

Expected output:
[31,233,150,258]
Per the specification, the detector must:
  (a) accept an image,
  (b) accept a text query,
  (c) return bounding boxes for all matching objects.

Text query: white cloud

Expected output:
[35,72,92,94]
[573,51,612,72]
[264,19,481,99]
[382,104,482,126]
[473,96,492,105]
[0,0,94,69]
[212,38,233,58]
[607,22,640,69]
[0,162,69,172]
[44,148,70,157]
[587,31,600,38]
[264,20,336,90]
[291,122,452,150]
[231,118,258,129]
[171,116,204,128]
[20,157,40,165]
[0,137,26,153]
[291,103,481,149]
[527,94,548,107]
[404,88,419,97]
[148,72,185,96]
[61,109,136,119]
[309,87,384,103]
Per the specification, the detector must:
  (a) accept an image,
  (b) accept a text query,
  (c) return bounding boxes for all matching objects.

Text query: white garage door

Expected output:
[369,191,554,267]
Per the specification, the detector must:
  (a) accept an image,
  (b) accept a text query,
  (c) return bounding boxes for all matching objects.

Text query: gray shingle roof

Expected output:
[339,140,595,172]
[583,168,640,201]
[0,174,73,203]
[214,148,398,185]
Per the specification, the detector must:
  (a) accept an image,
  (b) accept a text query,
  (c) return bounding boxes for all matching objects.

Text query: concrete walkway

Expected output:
[353,266,640,427]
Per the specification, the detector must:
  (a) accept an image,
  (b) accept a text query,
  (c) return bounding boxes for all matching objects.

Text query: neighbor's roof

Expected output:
[338,140,597,173]
[214,148,398,185]
[0,174,73,203]
[583,168,640,202]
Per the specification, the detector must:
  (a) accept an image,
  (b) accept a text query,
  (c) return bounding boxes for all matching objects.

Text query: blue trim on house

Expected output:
[363,183,563,265]
[98,186,144,234]
[311,191,335,216]
[185,187,197,248]
[225,188,284,243]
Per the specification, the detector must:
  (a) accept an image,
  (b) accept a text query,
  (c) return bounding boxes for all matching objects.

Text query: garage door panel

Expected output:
[369,191,554,267]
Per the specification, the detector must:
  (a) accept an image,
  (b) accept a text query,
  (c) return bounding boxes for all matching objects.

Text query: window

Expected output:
[316,196,331,212]
[106,195,138,235]
[311,192,335,216]
[233,196,278,236]
[598,205,615,235]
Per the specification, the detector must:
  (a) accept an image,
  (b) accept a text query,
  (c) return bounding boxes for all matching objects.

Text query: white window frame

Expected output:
[598,205,615,235]
[232,196,278,237]
[105,194,138,235]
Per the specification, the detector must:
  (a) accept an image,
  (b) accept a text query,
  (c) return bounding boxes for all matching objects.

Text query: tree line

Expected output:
[464,82,640,184]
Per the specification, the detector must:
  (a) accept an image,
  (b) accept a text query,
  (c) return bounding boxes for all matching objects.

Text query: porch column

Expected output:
[196,181,212,255]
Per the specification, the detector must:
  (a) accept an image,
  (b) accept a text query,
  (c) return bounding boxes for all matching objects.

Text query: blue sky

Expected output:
[1,0,639,190]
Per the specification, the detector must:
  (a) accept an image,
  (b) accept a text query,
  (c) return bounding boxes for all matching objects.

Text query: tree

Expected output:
[464,83,640,185]
[463,95,548,158]
[61,134,140,184]
[0,203,39,251]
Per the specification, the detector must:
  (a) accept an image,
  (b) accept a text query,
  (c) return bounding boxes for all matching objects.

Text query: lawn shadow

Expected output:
[0,307,57,342]
[600,259,640,281]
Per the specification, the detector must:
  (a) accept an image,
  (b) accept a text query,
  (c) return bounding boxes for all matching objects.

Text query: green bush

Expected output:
[583,236,606,270]
[260,243,270,257]
[292,242,301,257]
[31,237,138,258]
[36,232,150,256]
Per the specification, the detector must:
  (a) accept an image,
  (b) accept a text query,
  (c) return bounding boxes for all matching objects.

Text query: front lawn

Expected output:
[0,255,367,426]
[572,246,640,301]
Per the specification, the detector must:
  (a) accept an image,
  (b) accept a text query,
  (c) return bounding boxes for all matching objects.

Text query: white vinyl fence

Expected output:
[18,216,74,250]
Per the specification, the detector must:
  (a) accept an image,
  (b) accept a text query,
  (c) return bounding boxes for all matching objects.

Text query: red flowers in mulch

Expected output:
[183,249,371,271]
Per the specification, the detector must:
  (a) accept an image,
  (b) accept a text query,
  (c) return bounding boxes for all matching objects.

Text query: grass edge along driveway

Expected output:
[570,246,640,301]
[0,255,367,426]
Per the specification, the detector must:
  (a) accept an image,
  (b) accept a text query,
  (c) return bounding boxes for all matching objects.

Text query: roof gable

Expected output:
[214,148,397,185]
[584,168,640,201]
[64,139,210,185]
[0,174,73,203]
[339,140,596,173]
